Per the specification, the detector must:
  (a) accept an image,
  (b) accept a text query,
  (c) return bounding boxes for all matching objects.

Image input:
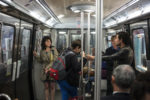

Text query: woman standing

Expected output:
[33,36,58,100]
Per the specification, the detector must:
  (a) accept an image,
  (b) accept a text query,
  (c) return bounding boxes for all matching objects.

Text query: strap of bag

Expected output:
[65,51,76,75]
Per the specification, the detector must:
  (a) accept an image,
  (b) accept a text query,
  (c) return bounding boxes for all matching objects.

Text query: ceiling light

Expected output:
[84,9,94,13]
[58,14,64,18]
[68,3,95,13]
[30,11,46,22]
[59,32,66,34]
[0,1,8,6]
[43,33,49,36]
[74,10,80,13]
[105,20,117,28]
[45,18,57,27]
[143,5,150,14]
[127,10,142,19]
[5,0,12,3]
[91,32,96,34]
[107,29,116,33]
[104,0,139,21]
[116,16,127,23]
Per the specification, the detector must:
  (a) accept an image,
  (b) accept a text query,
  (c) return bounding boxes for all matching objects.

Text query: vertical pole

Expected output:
[81,11,84,81]
[79,12,84,99]
[94,0,103,100]
[87,12,91,80]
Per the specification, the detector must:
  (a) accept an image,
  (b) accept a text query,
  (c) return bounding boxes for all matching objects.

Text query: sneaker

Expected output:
[85,93,91,97]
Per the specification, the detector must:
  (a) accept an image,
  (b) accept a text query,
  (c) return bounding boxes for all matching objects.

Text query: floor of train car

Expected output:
[55,90,95,100]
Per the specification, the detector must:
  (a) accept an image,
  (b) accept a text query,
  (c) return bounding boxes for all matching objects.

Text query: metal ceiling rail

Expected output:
[37,0,61,24]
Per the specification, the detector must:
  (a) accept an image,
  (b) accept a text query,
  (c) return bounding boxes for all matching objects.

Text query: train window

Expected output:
[90,34,95,48]
[57,31,67,53]
[21,29,31,57]
[133,29,147,72]
[34,30,42,54]
[71,34,81,42]
[20,29,31,73]
[107,36,112,47]
[1,25,14,63]
[1,25,14,75]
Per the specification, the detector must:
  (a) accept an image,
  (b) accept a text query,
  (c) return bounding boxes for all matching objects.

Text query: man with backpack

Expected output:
[56,40,87,100]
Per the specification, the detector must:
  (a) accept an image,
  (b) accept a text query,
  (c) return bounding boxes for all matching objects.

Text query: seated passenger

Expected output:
[131,71,150,100]
[101,64,135,100]
[85,48,95,97]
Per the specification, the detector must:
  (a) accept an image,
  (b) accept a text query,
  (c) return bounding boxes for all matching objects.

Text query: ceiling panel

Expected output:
[13,0,51,21]
[104,0,131,17]
[44,0,131,28]
[45,0,131,18]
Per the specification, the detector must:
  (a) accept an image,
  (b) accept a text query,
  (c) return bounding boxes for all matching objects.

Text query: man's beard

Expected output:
[116,43,121,47]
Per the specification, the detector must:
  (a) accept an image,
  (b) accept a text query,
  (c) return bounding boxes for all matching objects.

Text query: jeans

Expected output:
[57,80,77,100]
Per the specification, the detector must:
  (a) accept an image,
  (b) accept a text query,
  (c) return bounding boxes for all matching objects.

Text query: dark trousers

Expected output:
[106,70,113,95]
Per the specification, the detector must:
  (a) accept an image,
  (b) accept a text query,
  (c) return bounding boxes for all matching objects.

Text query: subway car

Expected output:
[0,0,150,100]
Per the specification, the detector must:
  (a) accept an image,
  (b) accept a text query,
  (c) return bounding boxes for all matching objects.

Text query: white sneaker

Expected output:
[85,93,91,97]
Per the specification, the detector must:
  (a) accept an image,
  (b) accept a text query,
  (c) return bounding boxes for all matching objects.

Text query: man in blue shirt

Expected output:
[104,35,119,95]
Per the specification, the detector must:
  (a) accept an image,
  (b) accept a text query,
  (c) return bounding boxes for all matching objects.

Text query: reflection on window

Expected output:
[1,25,14,76]
[90,34,95,48]
[21,29,30,57]
[34,30,42,55]
[133,29,147,72]
[57,34,67,53]
[1,25,14,64]
[71,34,81,42]
[20,29,31,73]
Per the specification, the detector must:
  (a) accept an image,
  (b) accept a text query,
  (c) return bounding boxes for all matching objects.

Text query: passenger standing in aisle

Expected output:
[57,40,87,100]
[87,31,133,68]
[33,36,58,100]
[103,35,119,95]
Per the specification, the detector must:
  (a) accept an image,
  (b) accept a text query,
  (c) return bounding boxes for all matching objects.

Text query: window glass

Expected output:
[21,29,30,57]
[133,29,147,72]
[1,25,14,75]
[57,34,67,53]
[71,34,81,42]
[20,29,31,73]
[1,25,14,63]
[90,34,95,48]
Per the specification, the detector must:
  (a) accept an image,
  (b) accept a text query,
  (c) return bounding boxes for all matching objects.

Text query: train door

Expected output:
[130,20,149,72]
[15,20,33,100]
[0,23,16,98]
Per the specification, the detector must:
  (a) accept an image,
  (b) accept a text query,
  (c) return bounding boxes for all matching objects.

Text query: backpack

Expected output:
[49,51,74,80]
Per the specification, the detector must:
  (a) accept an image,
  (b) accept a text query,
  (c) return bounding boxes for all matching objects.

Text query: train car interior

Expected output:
[0,0,150,100]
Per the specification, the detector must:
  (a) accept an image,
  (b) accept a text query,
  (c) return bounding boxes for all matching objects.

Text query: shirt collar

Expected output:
[113,91,129,95]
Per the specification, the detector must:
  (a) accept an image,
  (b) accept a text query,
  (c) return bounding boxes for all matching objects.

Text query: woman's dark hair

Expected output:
[41,36,52,50]
[117,31,130,45]
[131,71,150,100]
[71,39,81,49]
